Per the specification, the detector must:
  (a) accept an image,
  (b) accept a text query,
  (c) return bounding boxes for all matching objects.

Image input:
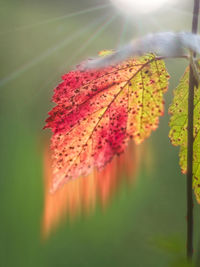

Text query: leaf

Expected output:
[42,140,140,238]
[44,52,169,191]
[169,66,200,203]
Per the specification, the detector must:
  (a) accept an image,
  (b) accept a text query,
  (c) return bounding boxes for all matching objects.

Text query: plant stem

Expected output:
[187,0,199,260]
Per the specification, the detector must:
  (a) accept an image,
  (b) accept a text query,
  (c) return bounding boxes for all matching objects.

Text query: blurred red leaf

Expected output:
[42,141,140,238]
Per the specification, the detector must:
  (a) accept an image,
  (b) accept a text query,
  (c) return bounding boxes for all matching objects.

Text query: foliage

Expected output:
[44,52,169,192]
[169,66,200,202]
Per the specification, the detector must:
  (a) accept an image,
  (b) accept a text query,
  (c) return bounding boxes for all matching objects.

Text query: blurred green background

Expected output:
[0,0,200,266]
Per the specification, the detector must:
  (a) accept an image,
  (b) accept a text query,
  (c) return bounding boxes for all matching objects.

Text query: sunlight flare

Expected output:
[110,0,177,14]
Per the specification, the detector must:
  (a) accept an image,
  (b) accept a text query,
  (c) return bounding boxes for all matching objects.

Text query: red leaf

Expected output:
[44,53,169,191]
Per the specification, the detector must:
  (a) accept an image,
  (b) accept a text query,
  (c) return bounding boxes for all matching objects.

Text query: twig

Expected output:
[187,0,199,260]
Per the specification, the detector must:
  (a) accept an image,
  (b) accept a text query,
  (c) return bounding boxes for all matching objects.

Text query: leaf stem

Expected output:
[187,0,199,260]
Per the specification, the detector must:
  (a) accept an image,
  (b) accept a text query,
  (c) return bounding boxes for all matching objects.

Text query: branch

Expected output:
[187,0,200,260]
[83,32,200,70]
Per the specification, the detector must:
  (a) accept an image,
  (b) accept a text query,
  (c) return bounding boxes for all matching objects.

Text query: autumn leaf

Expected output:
[44,52,169,192]
[169,66,200,203]
[42,140,140,238]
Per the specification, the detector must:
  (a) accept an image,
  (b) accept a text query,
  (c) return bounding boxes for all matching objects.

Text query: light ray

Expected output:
[21,14,118,108]
[116,17,129,48]
[0,15,108,88]
[70,14,117,60]
[0,3,111,35]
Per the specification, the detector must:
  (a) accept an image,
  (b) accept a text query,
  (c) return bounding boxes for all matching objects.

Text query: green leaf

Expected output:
[169,66,200,203]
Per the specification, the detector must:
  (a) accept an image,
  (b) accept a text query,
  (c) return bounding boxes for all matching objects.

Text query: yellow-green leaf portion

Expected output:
[98,50,114,56]
[169,66,200,203]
